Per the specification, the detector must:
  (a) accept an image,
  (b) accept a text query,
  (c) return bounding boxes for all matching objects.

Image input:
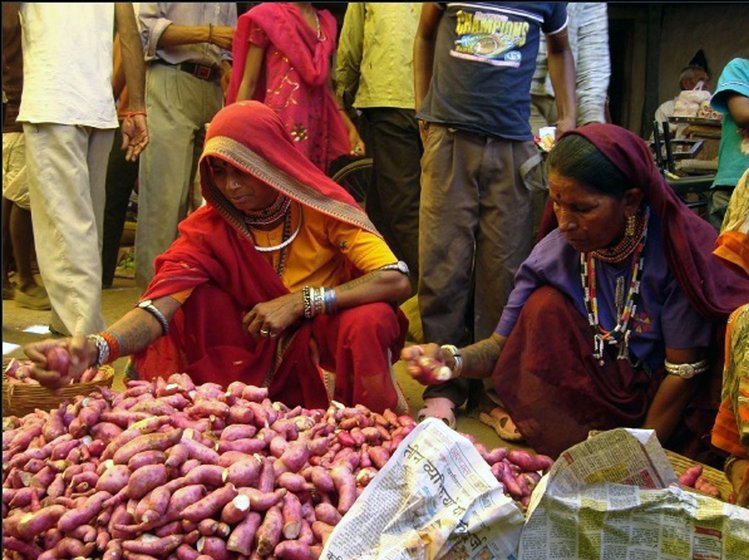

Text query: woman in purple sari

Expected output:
[403,123,749,465]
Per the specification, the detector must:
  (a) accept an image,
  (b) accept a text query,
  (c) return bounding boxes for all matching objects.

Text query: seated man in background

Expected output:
[654,64,710,139]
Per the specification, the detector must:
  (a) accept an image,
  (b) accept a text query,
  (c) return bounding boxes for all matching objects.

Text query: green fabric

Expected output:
[335,3,421,110]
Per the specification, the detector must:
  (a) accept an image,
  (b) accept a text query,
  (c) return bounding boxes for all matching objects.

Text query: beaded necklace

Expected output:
[580,207,650,365]
[591,210,647,264]
[246,202,302,277]
[243,195,291,228]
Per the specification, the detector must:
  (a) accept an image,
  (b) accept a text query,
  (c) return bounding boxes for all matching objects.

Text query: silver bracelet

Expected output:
[440,344,463,377]
[87,334,110,368]
[663,359,709,379]
[302,286,313,319]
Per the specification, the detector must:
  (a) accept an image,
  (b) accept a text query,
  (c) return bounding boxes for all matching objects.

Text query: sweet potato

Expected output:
[196,536,228,560]
[331,465,357,514]
[311,521,334,545]
[58,490,112,532]
[217,450,255,468]
[506,449,554,473]
[123,534,183,555]
[239,487,286,511]
[220,493,251,525]
[678,465,703,487]
[127,464,168,500]
[165,443,190,471]
[128,450,168,471]
[277,472,313,493]
[255,504,283,556]
[46,346,71,376]
[181,484,238,522]
[103,538,124,560]
[367,446,391,469]
[228,405,255,425]
[241,385,269,403]
[169,485,208,517]
[180,434,220,464]
[279,441,310,472]
[218,437,267,455]
[226,511,262,555]
[175,543,201,560]
[305,466,335,494]
[314,502,342,525]
[113,429,184,465]
[184,464,226,488]
[4,536,44,559]
[68,523,97,543]
[281,492,303,539]
[224,458,262,488]
[220,424,258,442]
[155,520,182,538]
[16,504,67,540]
[275,540,316,560]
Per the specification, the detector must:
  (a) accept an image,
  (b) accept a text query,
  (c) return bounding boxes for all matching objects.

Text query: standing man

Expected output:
[414,2,576,427]
[2,2,49,310]
[135,3,237,290]
[16,3,148,336]
[530,2,610,131]
[335,3,423,289]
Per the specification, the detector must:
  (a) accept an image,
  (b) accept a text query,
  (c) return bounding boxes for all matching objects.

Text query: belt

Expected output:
[154,60,219,82]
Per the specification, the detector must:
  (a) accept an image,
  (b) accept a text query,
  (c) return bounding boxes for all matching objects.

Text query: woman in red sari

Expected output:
[25,101,411,414]
[403,123,749,465]
[226,2,364,173]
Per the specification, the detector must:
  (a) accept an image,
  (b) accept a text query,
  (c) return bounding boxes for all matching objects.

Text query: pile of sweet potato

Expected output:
[2,374,553,559]
[4,358,109,385]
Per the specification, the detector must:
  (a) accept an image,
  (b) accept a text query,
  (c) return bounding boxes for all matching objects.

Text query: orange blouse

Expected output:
[171,203,397,304]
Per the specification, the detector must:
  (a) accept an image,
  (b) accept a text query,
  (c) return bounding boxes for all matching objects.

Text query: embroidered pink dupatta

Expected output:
[226,3,350,172]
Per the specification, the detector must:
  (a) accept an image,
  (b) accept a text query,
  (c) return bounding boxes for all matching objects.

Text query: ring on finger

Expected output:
[260,328,269,336]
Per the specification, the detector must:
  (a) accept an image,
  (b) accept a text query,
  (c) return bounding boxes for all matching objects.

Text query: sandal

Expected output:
[479,406,525,442]
[417,397,457,430]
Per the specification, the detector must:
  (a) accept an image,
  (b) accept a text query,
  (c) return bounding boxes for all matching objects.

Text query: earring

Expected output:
[625,214,636,237]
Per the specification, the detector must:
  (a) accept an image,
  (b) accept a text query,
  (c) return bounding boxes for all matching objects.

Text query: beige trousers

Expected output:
[23,123,114,335]
[135,64,223,289]
[2,132,30,210]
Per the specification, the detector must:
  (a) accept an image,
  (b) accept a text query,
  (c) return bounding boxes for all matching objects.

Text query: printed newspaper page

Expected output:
[518,428,749,560]
[321,418,525,560]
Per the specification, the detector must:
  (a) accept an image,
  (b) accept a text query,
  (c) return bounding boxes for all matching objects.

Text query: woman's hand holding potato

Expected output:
[23,335,96,388]
[401,344,456,385]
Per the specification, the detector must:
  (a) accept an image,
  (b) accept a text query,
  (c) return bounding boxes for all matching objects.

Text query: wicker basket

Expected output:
[2,365,115,418]
[665,449,733,502]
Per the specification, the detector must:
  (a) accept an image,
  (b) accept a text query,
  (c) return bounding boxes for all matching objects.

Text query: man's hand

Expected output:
[23,335,95,389]
[555,115,576,137]
[210,25,234,51]
[121,114,149,161]
[418,120,430,146]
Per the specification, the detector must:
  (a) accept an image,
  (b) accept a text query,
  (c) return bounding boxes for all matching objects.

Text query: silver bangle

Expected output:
[440,344,463,377]
[87,334,110,368]
[663,359,709,379]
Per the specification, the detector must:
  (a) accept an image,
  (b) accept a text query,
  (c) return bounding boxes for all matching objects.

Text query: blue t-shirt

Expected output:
[417,2,567,141]
[711,57,749,189]
[495,210,713,372]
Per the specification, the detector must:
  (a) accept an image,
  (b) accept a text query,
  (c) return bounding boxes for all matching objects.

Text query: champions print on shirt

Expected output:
[451,6,530,67]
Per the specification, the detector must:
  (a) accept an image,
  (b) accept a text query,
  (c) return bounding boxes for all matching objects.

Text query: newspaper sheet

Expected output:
[519,428,749,560]
[321,417,525,560]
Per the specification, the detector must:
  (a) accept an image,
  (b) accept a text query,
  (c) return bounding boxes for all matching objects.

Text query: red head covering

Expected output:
[541,123,749,320]
[199,100,374,233]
